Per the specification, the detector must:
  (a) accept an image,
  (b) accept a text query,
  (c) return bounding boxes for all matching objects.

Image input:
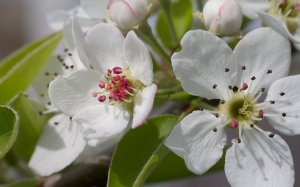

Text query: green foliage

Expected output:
[0,179,38,187]
[0,106,19,159]
[157,0,193,49]
[10,94,49,162]
[0,32,62,104]
[107,115,177,187]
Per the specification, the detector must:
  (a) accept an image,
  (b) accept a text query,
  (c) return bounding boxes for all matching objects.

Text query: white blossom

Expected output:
[165,27,297,187]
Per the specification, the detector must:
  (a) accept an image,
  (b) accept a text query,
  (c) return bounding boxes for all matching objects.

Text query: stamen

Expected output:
[250,124,254,128]
[92,91,98,97]
[213,127,217,132]
[282,112,287,117]
[251,76,256,80]
[280,92,285,96]
[232,86,239,92]
[225,68,229,72]
[269,133,275,138]
[54,122,59,125]
[99,81,106,89]
[113,67,122,74]
[258,109,264,118]
[267,70,272,74]
[98,95,106,102]
[231,120,239,128]
[241,65,246,70]
[270,100,275,104]
[213,84,217,89]
[240,83,248,91]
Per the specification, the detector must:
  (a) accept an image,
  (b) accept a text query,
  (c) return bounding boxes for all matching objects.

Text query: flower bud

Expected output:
[108,0,149,30]
[203,0,243,35]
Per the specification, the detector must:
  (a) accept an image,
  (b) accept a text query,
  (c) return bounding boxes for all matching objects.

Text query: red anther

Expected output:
[98,81,106,89]
[240,83,248,91]
[92,91,98,97]
[231,120,239,128]
[98,95,106,102]
[258,109,264,118]
[294,3,300,11]
[107,69,112,76]
[113,67,122,74]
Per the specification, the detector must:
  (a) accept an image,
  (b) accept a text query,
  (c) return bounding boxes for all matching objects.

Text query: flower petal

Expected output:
[239,0,270,19]
[132,84,157,128]
[265,75,300,135]
[85,23,125,73]
[65,16,99,70]
[225,128,294,187]
[29,114,86,176]
[74,105,130,147]
[123,31,153,85]
[258,12,300,43]
[47,10,71,31]
[49,70,102,116]
[165,111,227,174]
[233,27,291,94]
[172,30,236,100]
[80,0,108,19]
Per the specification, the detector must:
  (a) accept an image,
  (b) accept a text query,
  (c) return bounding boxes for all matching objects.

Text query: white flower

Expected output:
[239,0,300,50]
[50,19,156,146]
[165,28,298,187]
[203,0,243,35]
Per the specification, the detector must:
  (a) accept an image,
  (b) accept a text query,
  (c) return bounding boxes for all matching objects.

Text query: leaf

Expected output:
[0,106,19,159]
[156,0,193,49]
[0,32,62,104]
[10,94,49,162]
[107,115,178,187]
[0,179,39,187]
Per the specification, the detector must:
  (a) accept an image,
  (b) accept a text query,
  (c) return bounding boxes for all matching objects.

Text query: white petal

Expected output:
[65,17,100,70]
[239,0,270,19]
[123,31,153,86]
[49,70,102,116]
[233,27,291,94]
[29,114,86,176]
[74,105,130,147]
[80,0,108,19]
[165,111,227,174]
[225,128,294,187]
[132,84,157,128]
[258,12,300,43]
[172,30,236,100]
[85,23,125,73]
[265,75,300,135]
[47,10,71,31]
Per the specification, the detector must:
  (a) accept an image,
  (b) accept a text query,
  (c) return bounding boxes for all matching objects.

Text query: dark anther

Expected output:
[54,122,59,125]
[70,116,73,121]
[220,100,225,104]
[54,72,58,76]
[215,113,219,118]
[64,48,69,52]
[267,70,272,74]
[38,111,43,115]
[232,86,239,92]
[213,128,217,132]
[68,53,73,56]
[199,108,204,111]
[40,94,44,97]
[70,65,74,69]
[62,63,66,67]
[270,100,275,104]
[250,124,254,128]
[225,68,229,72]
[261,88,265,92]
[241,66,246,70]
[47,102,51,105]
[213,84,217,89]
[251,76,256,80]
[65,66,70,69]
[45,72,50,76]
[269,133,274,138]
[237,138,241,143]
[228,85,233,90]
[280,92,285,96]
[282,113,287,117]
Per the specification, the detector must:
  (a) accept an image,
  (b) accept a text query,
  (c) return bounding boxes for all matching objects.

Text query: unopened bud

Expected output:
[203,0,243,35]
[108,0,149,30]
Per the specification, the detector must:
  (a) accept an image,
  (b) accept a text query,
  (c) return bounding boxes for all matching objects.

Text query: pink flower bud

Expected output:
[203,0,243,35]
[108,0,149,30]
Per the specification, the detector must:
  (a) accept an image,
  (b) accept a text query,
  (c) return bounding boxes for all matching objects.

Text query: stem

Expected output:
[135,23,171,67]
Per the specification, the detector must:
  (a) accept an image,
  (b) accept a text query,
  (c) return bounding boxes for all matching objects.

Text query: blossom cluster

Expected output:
[24,0,300,186]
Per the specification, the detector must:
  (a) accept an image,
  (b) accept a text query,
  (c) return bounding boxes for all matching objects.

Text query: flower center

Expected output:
[92,66,144,113]
[269,0,300,33]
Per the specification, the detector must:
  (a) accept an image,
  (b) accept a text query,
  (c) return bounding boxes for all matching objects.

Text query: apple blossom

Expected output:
[239,0,300,50]
[202,0,243,35]
[165,28,298,187]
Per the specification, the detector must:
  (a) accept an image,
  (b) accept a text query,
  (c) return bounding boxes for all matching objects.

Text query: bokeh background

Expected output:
[1,0,300,186]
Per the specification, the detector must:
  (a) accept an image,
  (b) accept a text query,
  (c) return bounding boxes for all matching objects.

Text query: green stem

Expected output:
[135,23,171,67]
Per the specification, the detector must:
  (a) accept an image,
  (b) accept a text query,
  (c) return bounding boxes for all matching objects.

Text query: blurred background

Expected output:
[0,0,300,186]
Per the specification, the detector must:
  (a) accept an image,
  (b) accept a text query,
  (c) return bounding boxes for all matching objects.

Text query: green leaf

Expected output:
[10,94,49,162]
[0,106,19,159]
[107,115,178,187]
[0,32,62,104]
[157,0,193,49]
[0,179,39,187]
